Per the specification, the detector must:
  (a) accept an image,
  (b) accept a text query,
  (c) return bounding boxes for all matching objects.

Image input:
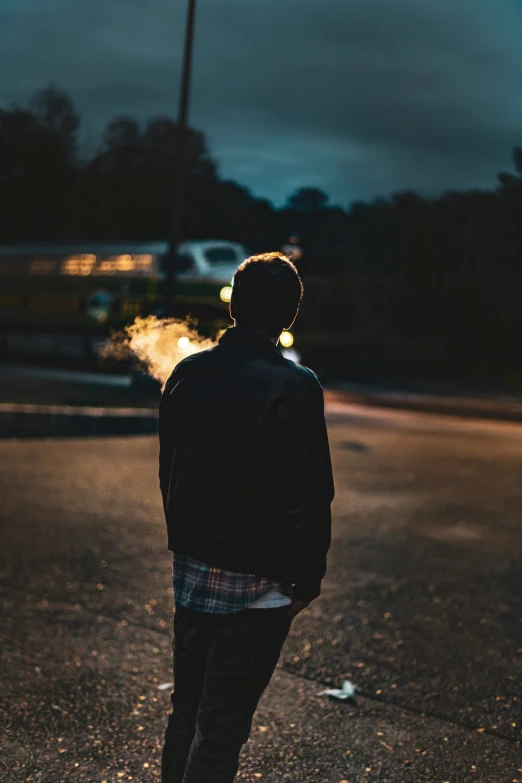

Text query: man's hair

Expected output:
[230,252,303,336]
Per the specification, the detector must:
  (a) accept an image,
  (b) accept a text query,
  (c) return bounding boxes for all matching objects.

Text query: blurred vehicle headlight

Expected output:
[280,330,294,348]
[220,286,233,303]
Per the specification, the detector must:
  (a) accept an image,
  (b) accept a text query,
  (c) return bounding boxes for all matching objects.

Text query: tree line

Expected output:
[0,86,324,255]
[2,87,522,387]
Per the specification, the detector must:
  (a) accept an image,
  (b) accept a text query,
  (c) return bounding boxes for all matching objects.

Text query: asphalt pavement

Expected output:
[1,398,522,782]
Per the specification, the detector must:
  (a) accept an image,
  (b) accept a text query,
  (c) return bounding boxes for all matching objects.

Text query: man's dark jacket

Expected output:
[159,325,335,602]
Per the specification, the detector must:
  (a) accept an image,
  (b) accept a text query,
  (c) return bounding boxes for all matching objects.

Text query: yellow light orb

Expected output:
[280,331,294,348]
[177,336,191,349]
[220,285,233,303]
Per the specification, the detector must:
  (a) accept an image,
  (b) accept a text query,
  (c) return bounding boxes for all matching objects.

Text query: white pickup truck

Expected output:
[175,240,249,284]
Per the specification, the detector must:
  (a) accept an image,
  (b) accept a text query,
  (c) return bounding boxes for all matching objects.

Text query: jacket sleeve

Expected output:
[271,373,335,602]
[158,372,177,516]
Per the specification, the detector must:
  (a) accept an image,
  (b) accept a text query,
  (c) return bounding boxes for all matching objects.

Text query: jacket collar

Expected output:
[219,325,282,359]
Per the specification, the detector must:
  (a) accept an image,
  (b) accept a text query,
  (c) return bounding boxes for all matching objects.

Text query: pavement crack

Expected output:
[279,665,521,747]
[2,579,520,748]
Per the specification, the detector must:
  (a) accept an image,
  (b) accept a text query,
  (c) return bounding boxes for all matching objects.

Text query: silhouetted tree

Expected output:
[0,87,80,240]
[85,116,219,239]
[3,86,522,387]
[286,186,329,214]
[29,85,79,162]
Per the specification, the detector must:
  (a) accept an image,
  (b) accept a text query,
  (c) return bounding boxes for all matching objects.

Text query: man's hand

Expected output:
[287,599,311,618]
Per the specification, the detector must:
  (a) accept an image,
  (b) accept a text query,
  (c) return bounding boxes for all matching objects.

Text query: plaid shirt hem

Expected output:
[173,552,291,614]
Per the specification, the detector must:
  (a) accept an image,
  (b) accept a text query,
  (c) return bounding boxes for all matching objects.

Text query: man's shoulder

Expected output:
[177,345,217,372]
[163,342,321,400]
[282,359,321,388]
[163,345,217,391]
[269,356,323,403]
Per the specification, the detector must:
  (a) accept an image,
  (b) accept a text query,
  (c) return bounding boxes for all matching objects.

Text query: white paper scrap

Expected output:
[318,680,357,700]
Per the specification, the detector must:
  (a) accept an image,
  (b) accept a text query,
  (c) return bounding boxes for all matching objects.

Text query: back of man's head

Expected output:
[230,252,303,338]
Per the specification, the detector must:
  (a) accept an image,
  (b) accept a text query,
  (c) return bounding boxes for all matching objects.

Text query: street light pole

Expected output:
[164,0,197,315]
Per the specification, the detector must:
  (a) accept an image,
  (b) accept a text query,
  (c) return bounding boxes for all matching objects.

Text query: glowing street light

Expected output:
[280,331,294,348]
[220,285,233,303]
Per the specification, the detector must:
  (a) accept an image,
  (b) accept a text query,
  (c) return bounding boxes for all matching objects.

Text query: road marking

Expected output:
[0,363,133,387]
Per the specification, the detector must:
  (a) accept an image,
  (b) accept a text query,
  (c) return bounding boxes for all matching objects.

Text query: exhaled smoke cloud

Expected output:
[100,316,216,386]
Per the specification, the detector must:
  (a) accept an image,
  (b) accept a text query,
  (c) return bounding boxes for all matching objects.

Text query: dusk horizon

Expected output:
[3,0,522,205]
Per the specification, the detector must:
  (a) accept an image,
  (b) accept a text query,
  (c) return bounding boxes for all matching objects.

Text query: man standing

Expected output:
[159,252,334,783]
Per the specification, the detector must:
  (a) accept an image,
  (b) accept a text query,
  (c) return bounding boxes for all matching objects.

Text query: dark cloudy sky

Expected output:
[2,0,522,205]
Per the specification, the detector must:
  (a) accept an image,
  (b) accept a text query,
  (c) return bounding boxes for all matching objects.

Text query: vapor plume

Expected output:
[100,316,216,386]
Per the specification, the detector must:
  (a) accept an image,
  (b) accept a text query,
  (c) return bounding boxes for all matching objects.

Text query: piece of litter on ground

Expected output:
[157,682,174,691]
[318,680,357,700]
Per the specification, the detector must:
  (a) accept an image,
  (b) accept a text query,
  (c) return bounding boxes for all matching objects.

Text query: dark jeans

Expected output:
[161,602,292,783]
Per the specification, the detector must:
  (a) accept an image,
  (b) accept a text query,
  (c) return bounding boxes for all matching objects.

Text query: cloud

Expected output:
[2,0,522,204]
